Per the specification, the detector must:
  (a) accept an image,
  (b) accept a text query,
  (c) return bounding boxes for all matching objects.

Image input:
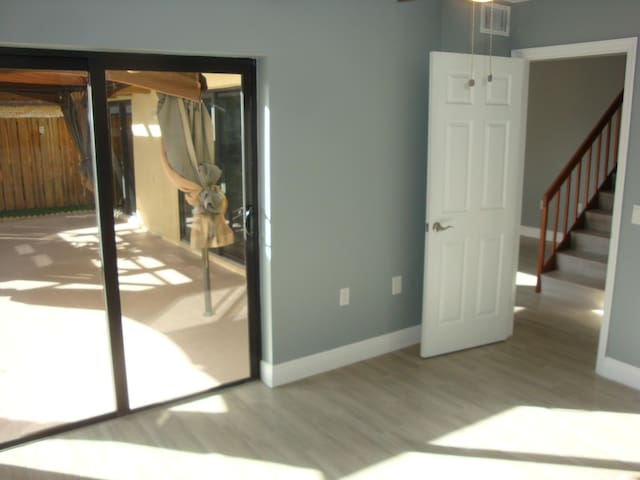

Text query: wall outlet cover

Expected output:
[339,287,350,306]
[392,276,402,295]
[632,205,640,225]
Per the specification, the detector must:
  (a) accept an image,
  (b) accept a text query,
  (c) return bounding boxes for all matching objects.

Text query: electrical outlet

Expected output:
[539,200,543,210]
[632,205,640,225]
[392,276,402,295]
[339,287,350,306]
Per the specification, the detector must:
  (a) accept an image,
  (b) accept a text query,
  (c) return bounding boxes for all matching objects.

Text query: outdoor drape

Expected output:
[157,93,234,249]
[59,90,123,195]
[59,90,93,192]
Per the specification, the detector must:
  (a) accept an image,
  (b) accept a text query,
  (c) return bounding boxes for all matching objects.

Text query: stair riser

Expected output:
[571,233,610,256]
[599,191,614,211]
[585,212,612,234]
[541,274,604,309]
[556,254,607,283]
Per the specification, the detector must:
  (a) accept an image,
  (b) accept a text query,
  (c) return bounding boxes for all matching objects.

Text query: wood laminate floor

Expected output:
[0,237,639,479]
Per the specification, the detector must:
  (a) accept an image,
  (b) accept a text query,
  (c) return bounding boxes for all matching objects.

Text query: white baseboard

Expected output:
[520,225,563,243]
[260,325,421,388]
[596,355,640,391]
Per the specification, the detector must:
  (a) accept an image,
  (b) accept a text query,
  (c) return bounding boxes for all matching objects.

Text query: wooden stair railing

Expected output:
[536,90,623,293]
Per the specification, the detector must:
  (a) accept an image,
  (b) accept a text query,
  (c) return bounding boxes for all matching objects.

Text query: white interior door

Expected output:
[421,52,529,358]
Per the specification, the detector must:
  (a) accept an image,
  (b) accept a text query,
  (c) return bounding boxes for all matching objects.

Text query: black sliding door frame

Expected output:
[0,48,261,450]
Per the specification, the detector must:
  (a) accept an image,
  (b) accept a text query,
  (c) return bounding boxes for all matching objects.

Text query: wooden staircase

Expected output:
[536,91,623,302]
[541,174,614,303]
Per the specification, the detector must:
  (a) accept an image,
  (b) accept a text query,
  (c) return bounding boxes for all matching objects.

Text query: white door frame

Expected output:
[512,38,639,389]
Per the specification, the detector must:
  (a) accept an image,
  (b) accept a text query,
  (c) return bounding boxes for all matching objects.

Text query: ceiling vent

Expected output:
[480,4,511,37]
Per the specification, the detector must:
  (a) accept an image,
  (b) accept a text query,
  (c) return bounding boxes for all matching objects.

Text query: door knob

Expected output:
[432,222,453,232]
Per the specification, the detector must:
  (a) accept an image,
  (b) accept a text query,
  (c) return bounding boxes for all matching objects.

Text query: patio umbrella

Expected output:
[156,92,234,316]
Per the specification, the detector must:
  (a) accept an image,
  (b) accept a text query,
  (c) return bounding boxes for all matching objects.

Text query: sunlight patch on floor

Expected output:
[117,258,142,271]
[342,451,640,480]
[135,255,165,269]
[14,244,35,255]
[0,302,220,425]
[54,282,153,292]
[516,271,537,287]
[56,222,147,247]
[122,316,219,409]
[0,439,326,480]
[430,406,640,465]
[154,268,192,285]
[0,303,116,425]
[169,394,229,415]
[119,272,166,286]
[0,279,58,291]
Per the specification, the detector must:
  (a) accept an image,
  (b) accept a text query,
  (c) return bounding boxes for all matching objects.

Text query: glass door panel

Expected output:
[0,68,116,444]
[106,70,250,408]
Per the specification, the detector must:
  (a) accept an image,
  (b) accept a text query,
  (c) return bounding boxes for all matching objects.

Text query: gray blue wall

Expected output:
[0,0,442,364]
[522,55,626,229]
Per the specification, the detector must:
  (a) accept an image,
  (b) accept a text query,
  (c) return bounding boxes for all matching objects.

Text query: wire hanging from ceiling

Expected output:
[468,0,476,87]
[488,0,494,82]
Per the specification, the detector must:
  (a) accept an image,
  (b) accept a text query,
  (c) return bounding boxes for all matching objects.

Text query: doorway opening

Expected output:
[512,38,637,379]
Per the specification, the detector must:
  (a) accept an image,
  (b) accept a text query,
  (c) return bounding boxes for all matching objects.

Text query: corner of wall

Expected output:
[256,57,273,366]
[597,355,640,391]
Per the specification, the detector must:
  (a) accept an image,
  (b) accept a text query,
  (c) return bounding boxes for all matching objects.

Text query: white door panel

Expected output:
[421,52,528,358]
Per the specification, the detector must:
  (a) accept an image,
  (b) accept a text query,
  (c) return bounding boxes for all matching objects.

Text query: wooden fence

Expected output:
[0,116,94,214]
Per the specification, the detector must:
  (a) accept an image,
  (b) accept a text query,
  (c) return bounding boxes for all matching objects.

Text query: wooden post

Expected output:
[595,132,602,189]
[584,146,592,209]
[613,107,622,170]
[563,181,571,236]
[604,118,613,176]
[575,161,582,223]
[553,192,560,252]
[536,200,549,293]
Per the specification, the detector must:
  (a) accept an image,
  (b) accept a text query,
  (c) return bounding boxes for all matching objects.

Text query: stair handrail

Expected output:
[536,90,623,293]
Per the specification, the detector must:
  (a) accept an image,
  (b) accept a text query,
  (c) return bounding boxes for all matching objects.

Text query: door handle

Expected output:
[432,222,453,232]
[245,205,255,237]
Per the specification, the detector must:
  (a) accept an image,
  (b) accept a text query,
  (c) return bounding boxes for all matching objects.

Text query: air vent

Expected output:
[480,4,511,37]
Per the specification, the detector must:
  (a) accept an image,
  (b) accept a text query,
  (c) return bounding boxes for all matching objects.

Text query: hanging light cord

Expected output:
[488,0,494,82]
[469,1,476,87]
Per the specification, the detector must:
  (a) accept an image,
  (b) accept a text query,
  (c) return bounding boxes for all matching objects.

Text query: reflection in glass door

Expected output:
[105,71,251,408]
[0,68,116,444]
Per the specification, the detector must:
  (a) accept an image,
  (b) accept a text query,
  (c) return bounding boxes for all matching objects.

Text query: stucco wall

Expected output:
[130,92,180,243]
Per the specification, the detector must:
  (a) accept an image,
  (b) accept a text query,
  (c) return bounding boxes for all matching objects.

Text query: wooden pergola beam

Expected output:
[0,70,87,87]
[106,71,202,102]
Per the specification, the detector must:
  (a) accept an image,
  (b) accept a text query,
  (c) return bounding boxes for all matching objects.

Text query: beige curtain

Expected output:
[157,93,233,249]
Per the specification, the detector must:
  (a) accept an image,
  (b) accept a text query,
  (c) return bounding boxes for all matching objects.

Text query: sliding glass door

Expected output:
[0,51,259,447]
[105,70,251,408]
[0,66,116,444]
